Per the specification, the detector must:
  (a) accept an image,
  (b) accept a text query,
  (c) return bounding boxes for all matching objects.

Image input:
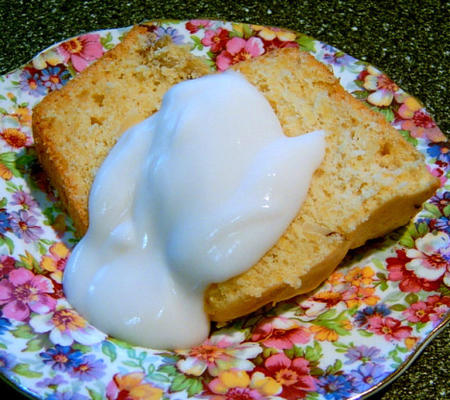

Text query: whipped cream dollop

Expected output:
[63,71,326,349]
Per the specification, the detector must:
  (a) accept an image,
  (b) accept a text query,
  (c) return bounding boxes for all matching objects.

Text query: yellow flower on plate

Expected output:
[32,48,64,70]
[0,163,12,180]
[208,369,282,398]
[310,325,339,342]
[213,369,250,393]
[252,25,296,41]
[251,371,282,396]
[405,336,419,350]
[176,331,262,377]
[52,308,86,332]
[344,287,380,309]
[30,299,106,346]
[10,107,32,127]
[107,372,163,400]
[362,66,399,106]
[398,96,422,118]
[345,266,375,287]
[310,319,352,342]
[397,95,446,142]
[328,271,344,285]
[313,290,342,306]
[41,242,69,283]
[1,127,29,149]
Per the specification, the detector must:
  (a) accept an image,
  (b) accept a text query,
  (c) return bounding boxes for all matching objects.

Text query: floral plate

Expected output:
[0,19,448,400]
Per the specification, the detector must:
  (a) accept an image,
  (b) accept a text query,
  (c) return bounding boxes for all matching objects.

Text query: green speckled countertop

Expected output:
[0,1,448,399]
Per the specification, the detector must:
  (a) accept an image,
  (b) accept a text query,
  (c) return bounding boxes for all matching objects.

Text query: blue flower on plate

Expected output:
[0,316,11,335]
[36,375,68,388]
[354,304,391,327]
[19,68,47,97]
[435,217,450,234]
[155,26,184,44]
[40,66,71,91]
[68,354,106,381]
[323,51,354,66]
[317,374,354,400]
[321,43,337,52]
[344,345,386,365]
[427,142,450,163]
[40,345,83,371]
[320,43,355,66]
[0,210,11,235]
[429,192,450,212]
[46,392,90,400]
[0,350,16,372]
[351,363,390,391]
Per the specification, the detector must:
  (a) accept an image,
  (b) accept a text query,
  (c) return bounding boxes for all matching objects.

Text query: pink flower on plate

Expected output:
[297,299,330,321]
[57,34,104,72]
[251,316,310,349]
[264,353,317,399]
[0,256,15,279]
[397,96,445,142]
[201,27,230,53]
[11,190,39,214]
[216,37,265,71]
[251,25,298,52]
[405,232,450,286]
[386,242,445,293]
[426,295,450,327]
[429,304,449,327]
[426,294,450,309]
[30,299,106,346]
[367,316,412,341]
[361,66,399,106]
[176,330,262,376]
[185,19,213,34]
[403,301,430,323]
[0,267,56,321]
[427,164,447,187]
[10,210,44,243]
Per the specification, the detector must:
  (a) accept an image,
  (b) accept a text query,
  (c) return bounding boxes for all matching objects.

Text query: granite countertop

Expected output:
[0,1,448,399]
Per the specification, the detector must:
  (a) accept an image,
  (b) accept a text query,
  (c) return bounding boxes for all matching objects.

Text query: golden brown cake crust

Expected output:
[32,38,439,322]
[32,25,211,235]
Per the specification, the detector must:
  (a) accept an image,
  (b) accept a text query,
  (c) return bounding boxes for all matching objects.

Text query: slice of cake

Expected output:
[205,48,439,321]
[32,25,211,235]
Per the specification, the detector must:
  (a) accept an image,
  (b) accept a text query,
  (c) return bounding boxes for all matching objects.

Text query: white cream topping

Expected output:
[63,71,325,349]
